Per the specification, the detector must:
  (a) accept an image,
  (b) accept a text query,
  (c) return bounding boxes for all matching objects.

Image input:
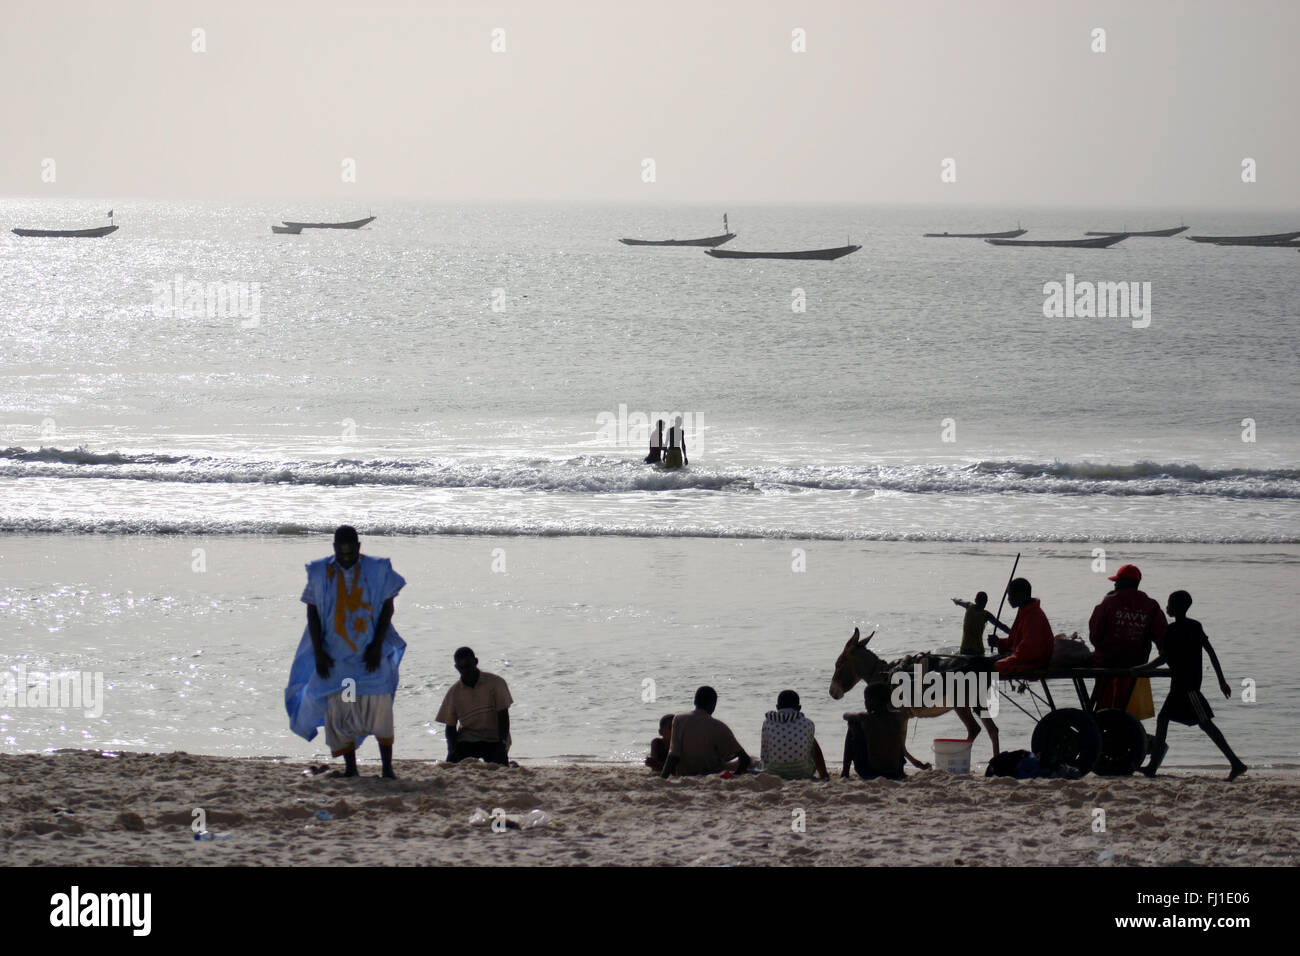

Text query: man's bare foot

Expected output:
[1227,763,1247,781]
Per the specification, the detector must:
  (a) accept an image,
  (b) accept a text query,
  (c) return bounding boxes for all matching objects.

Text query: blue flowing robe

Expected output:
[284,555,407,743]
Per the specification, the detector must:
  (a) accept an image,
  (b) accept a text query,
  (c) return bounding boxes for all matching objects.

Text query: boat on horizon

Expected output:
[622,213,735,247]
[12,224,118,238]
[924,227,1026,238]
[620,233,736,247]
[986,235,1126,249]
[1208,237,1300,247]
[271,224,303,234]
[280,215,376,230]
[1085,226,1188,237]
[1187,230,1300,244]
[705,244,861,261]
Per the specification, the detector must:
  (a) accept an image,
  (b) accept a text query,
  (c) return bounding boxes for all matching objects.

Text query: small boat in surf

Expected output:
[271,224,303,234]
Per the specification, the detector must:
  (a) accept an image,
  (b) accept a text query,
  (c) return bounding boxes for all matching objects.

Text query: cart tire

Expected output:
[1092,708,1148,776]
[1031,708,1101,776]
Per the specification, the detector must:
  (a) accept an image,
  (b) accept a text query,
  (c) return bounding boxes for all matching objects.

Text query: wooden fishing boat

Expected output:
[924,228,1027,238]
[271,224,303,234]
[620,233,736,247]
[280,216,376,230]
[12,224,118,238]
[985,235,1126,248]
[1187,230,1300,244]
[1208,237,1300,247]
[1085,226,1188,237]
[705,244,861,261]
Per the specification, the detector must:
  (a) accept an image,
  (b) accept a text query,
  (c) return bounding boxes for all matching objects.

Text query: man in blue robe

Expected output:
[285,525,406,777]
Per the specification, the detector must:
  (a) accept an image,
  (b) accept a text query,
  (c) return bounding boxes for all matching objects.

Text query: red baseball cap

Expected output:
[1109,564,1142,582]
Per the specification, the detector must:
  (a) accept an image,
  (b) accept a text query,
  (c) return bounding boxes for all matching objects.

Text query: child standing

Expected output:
[1142,590,1247,781]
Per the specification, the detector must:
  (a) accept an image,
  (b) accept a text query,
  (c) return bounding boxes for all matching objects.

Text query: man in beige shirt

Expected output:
[436,646,513,765]
[661,686,751,777]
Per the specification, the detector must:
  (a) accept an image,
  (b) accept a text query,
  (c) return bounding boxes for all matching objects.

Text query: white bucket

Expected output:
[933,738,973,774]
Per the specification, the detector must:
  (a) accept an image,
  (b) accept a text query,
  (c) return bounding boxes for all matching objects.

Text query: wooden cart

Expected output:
[992,666,1171,775]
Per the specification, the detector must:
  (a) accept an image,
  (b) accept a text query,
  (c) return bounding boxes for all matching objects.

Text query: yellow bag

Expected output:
[1126,677,1155,720]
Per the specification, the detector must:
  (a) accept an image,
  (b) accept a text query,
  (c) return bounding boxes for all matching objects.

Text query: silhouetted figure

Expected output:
[645,713,674,772]
[644,419,665,464]
[952,590,1008,655]
[987,578,1053,673]
[1142,591,1246,781]
[663,415,688,468]
[842,682,905,780]
[1089,564,1166,731]
[661,686,750,777]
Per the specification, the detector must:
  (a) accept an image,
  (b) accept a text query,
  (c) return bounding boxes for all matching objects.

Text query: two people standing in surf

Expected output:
[644,416,689,468]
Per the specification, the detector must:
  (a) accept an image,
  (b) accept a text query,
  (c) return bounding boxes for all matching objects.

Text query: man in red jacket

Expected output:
[1089,564,1166,716]
[988,578,1054,674]
[1089,564,1167,668]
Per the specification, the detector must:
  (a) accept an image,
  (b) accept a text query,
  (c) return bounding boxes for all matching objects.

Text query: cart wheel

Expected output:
[1031,708,1101,776]
[1092,708,1148,776]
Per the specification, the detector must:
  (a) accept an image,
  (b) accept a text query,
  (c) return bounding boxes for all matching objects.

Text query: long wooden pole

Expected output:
[991,552,1021,639]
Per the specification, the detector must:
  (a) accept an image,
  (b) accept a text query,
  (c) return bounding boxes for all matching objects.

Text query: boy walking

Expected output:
[1142,591,1247,781]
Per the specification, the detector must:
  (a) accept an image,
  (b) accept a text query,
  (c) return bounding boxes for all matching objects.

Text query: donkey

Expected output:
[829,626,1000,770]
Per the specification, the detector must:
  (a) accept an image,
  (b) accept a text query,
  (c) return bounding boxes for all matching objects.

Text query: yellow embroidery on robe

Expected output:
[327,563,372,652]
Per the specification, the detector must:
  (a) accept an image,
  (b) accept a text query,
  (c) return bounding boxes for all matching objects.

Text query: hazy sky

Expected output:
[3,0,1297,206]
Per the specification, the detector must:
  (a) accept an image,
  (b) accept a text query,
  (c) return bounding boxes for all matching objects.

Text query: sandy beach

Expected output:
[3,751,1296,867]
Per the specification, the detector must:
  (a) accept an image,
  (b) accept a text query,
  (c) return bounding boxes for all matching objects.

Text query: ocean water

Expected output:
[1,200,1297,768]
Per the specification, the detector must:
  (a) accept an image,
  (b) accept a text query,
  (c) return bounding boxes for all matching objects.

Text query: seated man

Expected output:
[436,646,513,765]
[842,682,905,780]
[760,690,830,780]
[988,578,1053,674]
[661,686,750,777]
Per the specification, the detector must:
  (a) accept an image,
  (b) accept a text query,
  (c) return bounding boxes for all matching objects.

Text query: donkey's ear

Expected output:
[862,630,876,645]
[845,627,860,650]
